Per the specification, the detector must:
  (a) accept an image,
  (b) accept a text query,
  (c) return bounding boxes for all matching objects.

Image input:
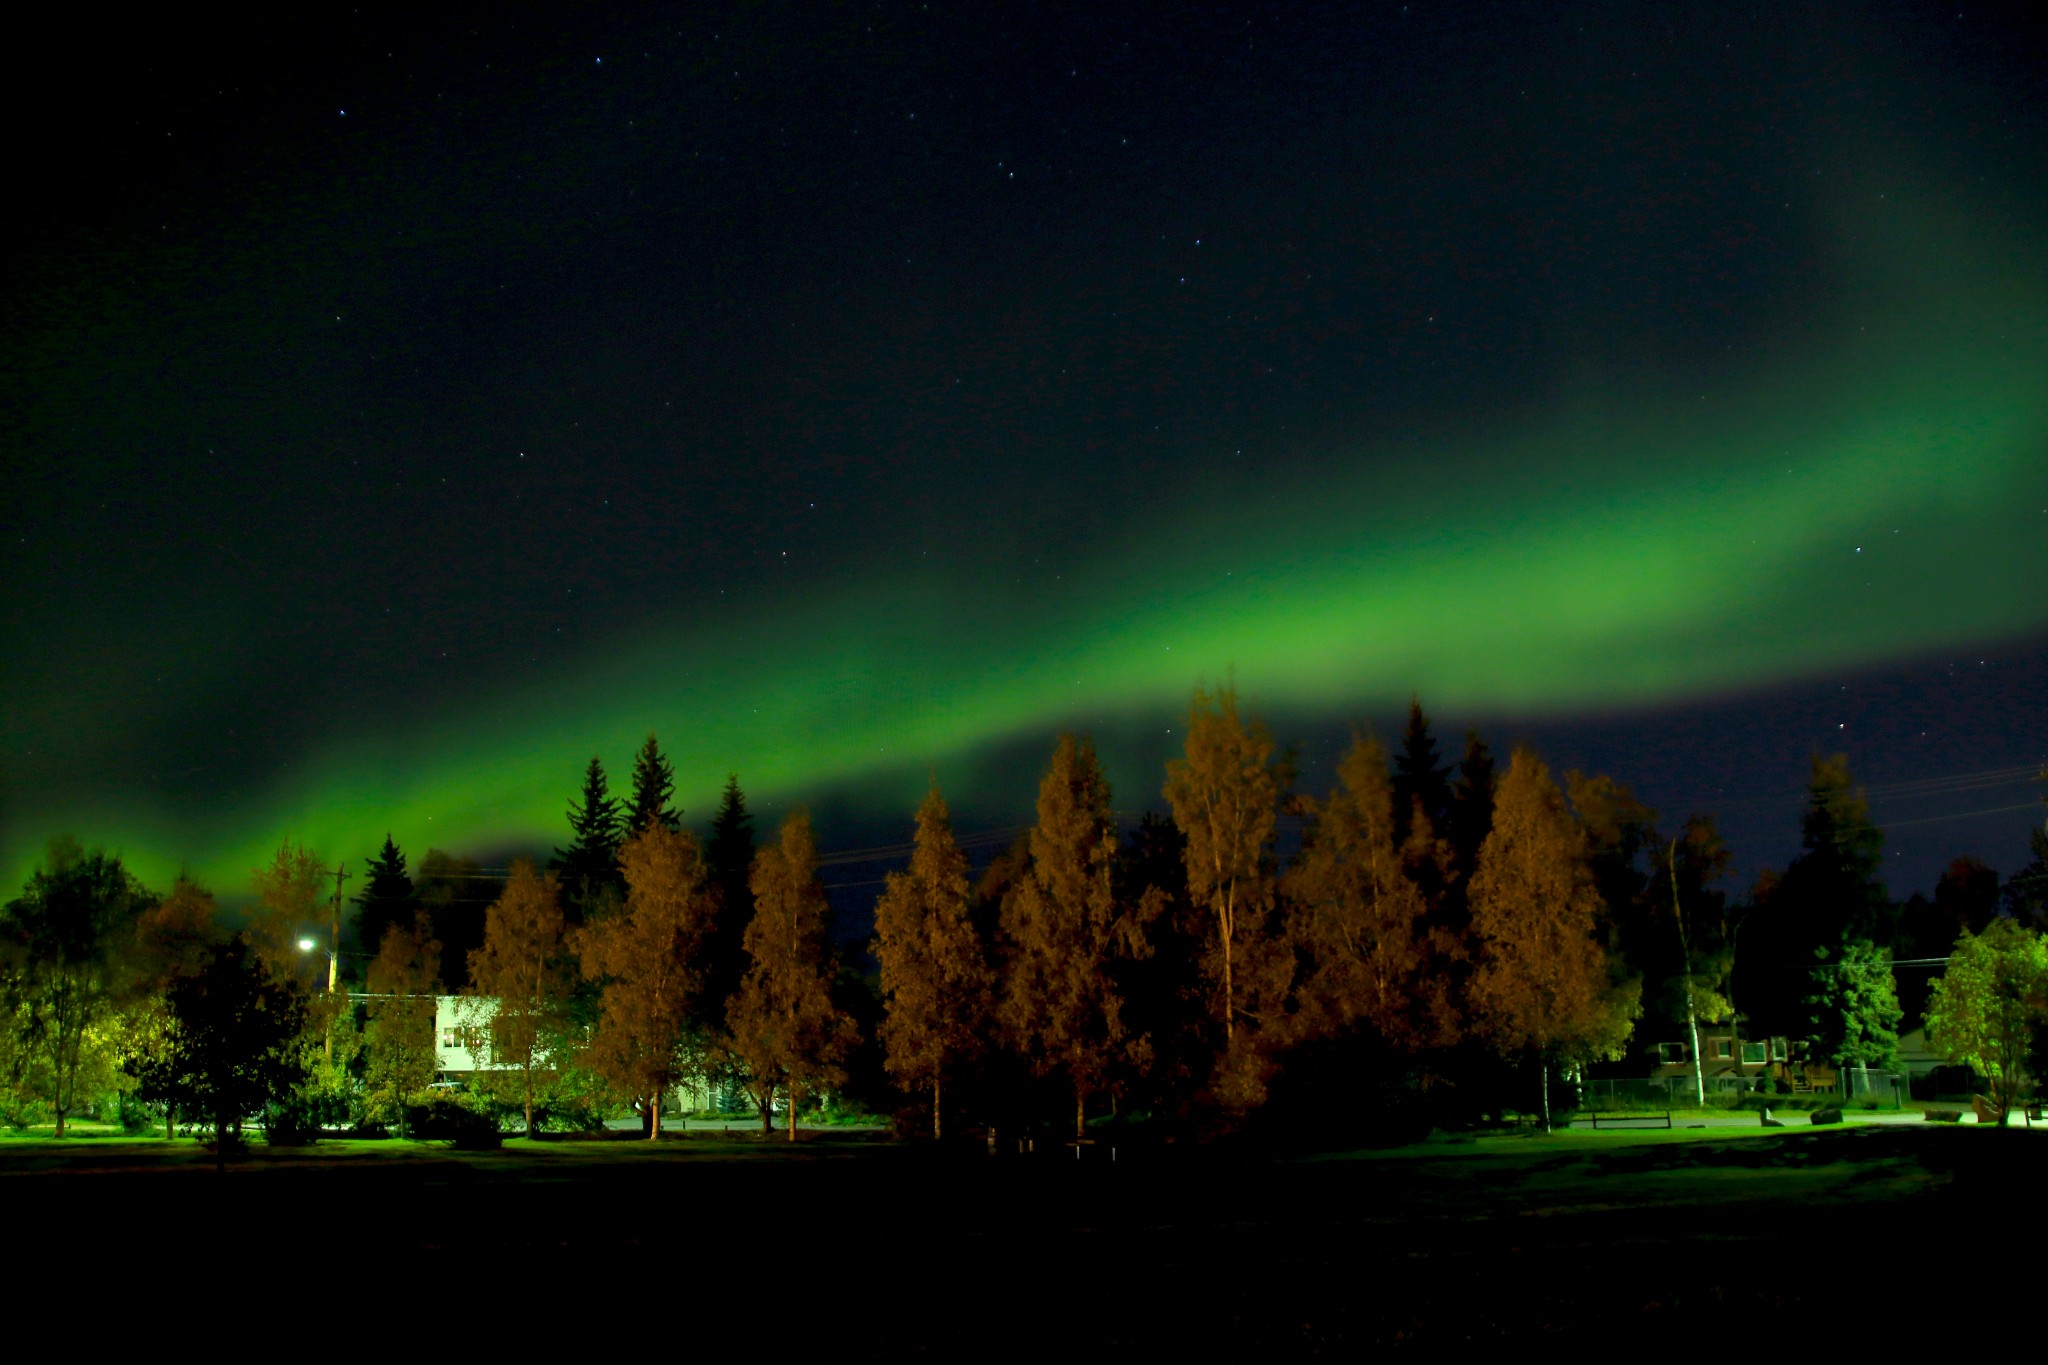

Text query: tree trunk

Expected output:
[1075,1089,1086,1141]
[1537,1053,1552,1134]
[53,1107,66,1139]
[650,1093,663,1140]
[1686,998,1705,1108]
[760,1088,773,1135]
[524,1061,535,1138]
[1671,839,1705,1109]
[933,1075,942,1143]
[165,1104,176,1141]
[788,1088,797,1142]
[1220,894,1235,1046]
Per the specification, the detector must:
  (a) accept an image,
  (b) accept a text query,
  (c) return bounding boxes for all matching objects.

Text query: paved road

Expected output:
[1571,1108,2046,1130]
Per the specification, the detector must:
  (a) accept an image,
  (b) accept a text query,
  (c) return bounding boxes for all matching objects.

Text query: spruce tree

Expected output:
[353,835,416,966]
[702,774,756,1027]
[1391,697,1453,849]
[551,756,623,917]
[624,732,681,837]
[1446,730,1496,891]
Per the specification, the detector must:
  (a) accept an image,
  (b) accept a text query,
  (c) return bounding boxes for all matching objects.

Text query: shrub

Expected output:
[117,1092,158,1134]
[1810,1106,1844,1125]
[261,1096,323,1145]
[403,1094,503,1149]
[1924,1108,1962,1123]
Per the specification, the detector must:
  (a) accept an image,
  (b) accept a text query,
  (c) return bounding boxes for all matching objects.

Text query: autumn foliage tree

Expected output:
[581,821,717,1138]
[466,859,573,1135]
[127,877,221,1137]
[1163,684,1283,1055]
[874,784,991,1139]
[1286,733,1452,1051]
[1469,750,1638,1131]
[248,840,327,985]
[728,812,856,1140]
[364,921,443,1134]
[1001,735,1150,1137]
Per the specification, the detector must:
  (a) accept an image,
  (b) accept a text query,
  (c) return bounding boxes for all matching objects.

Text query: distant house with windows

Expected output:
[435,996,518,1075]
[1630,1031,1843,1096]
[429,995,717,1112]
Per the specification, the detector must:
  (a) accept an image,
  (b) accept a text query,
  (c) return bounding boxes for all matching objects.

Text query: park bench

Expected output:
[1582,1111,1672,1130]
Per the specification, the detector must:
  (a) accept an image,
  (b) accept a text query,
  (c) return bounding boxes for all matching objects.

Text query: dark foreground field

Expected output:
[7,1125,2034,1348]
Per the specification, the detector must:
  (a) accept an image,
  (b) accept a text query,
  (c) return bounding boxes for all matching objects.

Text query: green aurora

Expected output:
[11,198,2048,894]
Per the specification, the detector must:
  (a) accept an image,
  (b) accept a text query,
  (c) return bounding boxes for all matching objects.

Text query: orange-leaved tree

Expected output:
[1469,749,1639,1132]
[727,811,857,1140]
[1000,735,1150,1139]
[1163,684,1284,1052]
[580,822,717,1139]
[1285,731,1455,1051]
[364,920,443,1136]
[466,859,573,1136]
[247,840,327,986]
[874,783,992,1139]
[129,876,222,1138]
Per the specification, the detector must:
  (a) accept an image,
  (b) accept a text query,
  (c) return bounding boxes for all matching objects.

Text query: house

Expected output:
[1642,1031,1792,1093]
[430,995,717,1112]
[434,996,519,1075]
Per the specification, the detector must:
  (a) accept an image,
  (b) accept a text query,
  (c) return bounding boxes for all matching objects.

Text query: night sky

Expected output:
[6,2,2045,901]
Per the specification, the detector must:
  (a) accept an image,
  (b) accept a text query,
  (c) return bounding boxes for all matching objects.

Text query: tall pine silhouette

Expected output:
[353,835,417,966]
[702,774,756,1028]
[624,733,681,837]
[1392,697,1454,850]
[552,756,623,918]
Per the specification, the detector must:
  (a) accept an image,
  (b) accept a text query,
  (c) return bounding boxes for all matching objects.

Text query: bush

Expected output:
[1925,1108,1962,1123]
[261,1096,324,1145]
[1810,1106,1844,1125]
[116,1093,157,1134]
[403,1095,502,1149]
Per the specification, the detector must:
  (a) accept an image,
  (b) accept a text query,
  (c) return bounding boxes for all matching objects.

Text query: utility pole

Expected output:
[324,861,350,1069]
[325,861,351,994]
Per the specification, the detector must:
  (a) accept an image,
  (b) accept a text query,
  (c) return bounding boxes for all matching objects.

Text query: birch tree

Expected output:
[874,784,991,1139]
[364,921,442,1135]
[1286,733,1450,1050]
[1163,684,1282,1049]
[728,812,856,1140]
[466,859,573,1135]
[581,822,717,1138]
[1470,749,1638,1131]
[1000,735,1149,1138]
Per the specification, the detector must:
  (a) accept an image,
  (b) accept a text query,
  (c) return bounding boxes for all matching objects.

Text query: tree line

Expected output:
[5,692,2047,1143]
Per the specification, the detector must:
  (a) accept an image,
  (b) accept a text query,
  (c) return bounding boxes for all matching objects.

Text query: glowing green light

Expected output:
[9,198,2046,893]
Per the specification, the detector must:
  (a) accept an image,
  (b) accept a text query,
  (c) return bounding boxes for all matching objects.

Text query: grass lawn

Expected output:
[4,1121,2032,1348]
